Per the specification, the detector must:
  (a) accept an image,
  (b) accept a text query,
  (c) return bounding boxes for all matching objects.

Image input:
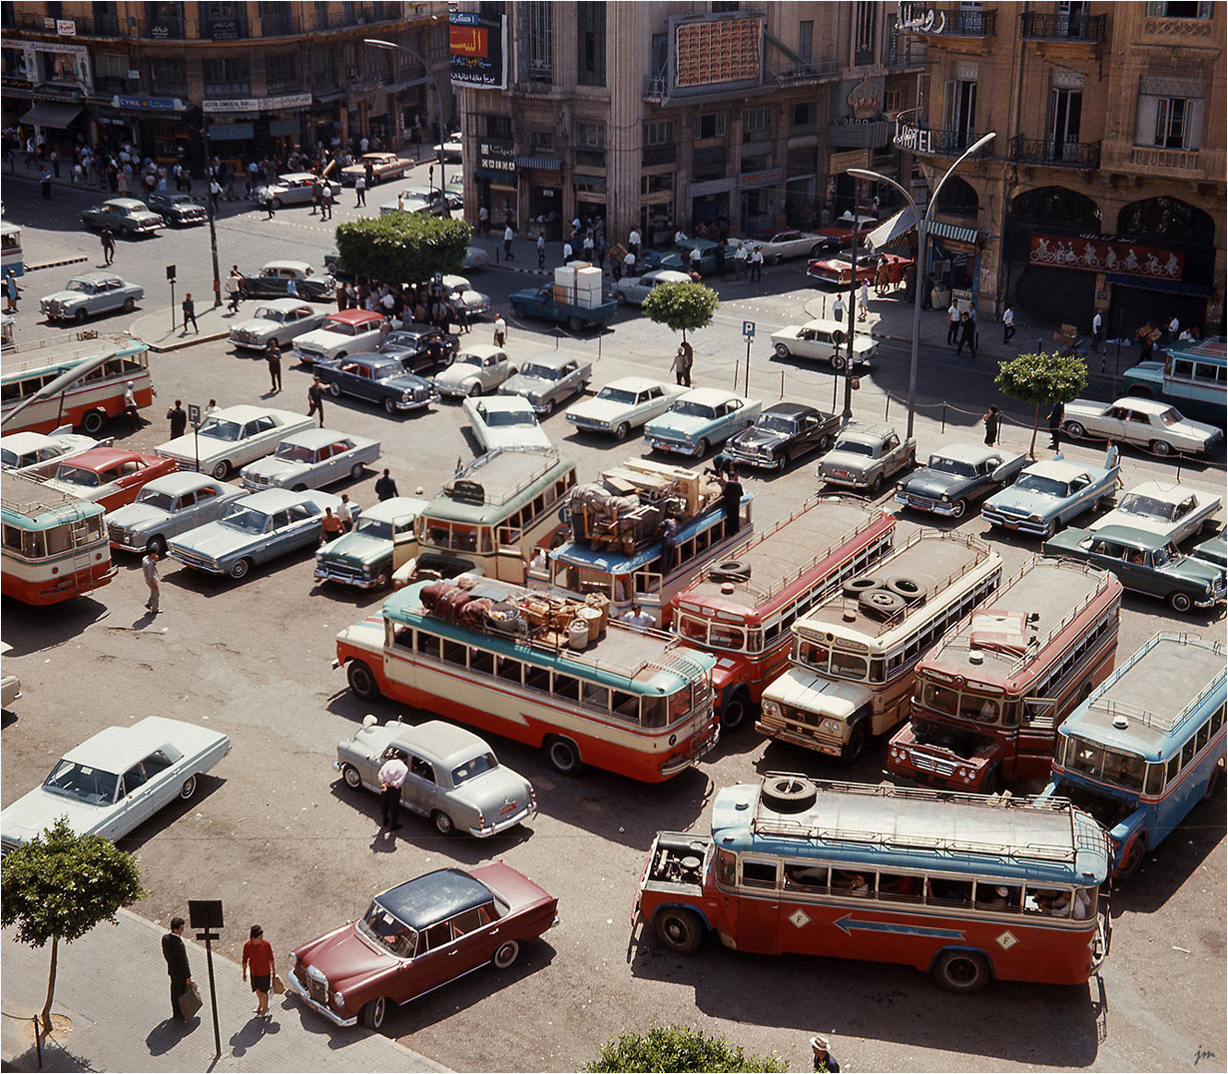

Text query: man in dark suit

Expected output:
[162,916,194,1020]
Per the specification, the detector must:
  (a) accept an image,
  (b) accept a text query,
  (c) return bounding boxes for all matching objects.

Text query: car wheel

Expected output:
[654,909,705,956]
[772,452,788,473]
[74,308,87,324]
[614,422,630,441]
[374,568,391,589]
[545,735,582,776]
[869,473,883,496]
[329,382,342,397]
[774,342,790,359]
[950,499,967,520]
[817,434,833,455]
[466,382,483,398]
[123,297,136,312]
[359,997,387,1030]
[1150,439,1174,457]
[1168,590,1194,614]
[720,689,751,732]
[568,316,584,332]
[270,197,283,210]
[81,409,107,436]
[341,763,363,790]
[335,351,347,361]
[228,558,252,580]
[431,810,455,836]
[932,951,991,994]
[492,940,520,970]
[1119,835,1147,878]
[211,460,231,480]
[347,660,381,701]
[350,462,364,480]
[832,353,849,373]
[1064,420,1087,439]
[382,397,399,414]
[146,535,167,557]
[695,438,709,457]
[540,398,555,418]
[178,775,198,800]
[616,291,627,306]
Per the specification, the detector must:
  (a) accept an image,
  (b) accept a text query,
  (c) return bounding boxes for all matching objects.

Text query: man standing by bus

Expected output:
[721,468,744,538]
[142,549,161,615]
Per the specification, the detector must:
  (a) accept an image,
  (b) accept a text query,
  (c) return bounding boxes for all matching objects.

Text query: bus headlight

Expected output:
[761,700,780,717]
[822,718,842,736]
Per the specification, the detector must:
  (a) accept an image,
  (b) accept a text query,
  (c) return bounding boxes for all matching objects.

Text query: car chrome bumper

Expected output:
[396,395,438,410]
[566,417,609,432]
[313,565,379,588]
[283,972,357,1027]
[645,436,699,456]
[981,509,1046,535]
[820,472,869,489]
[726,447,776,468]
[469,803,536,838]
[893,492,954,515]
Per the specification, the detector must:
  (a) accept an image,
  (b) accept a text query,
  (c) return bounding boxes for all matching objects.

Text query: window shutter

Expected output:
[1134,93,1159,146]
[1186,98,1203,150]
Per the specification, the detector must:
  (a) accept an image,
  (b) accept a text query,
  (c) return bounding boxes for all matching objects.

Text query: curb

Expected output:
[25,255,89,273]
[140,329,230,353]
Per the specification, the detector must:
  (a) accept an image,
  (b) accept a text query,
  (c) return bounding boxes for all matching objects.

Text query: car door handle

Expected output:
[489,928,499,936]
[448,950,459,957]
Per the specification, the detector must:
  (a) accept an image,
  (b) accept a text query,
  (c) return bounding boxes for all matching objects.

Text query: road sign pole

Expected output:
[741,321,755,398]
[189,899,224,1060]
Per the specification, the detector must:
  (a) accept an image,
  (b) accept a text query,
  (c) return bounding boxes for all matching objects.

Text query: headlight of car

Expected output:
[332,990,345,1009]
[940,493,950,502]
[1029,514,1044,524]
[288,951,297,967]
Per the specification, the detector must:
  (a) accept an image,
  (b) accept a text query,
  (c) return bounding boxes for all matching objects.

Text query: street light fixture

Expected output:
[364,37,446,211]
[849,130,996,438]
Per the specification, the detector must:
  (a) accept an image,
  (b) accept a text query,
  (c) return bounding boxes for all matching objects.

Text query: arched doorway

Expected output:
[1005,186,1102,327]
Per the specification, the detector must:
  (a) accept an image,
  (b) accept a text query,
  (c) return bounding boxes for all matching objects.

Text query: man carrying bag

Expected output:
[162,916,199,1021]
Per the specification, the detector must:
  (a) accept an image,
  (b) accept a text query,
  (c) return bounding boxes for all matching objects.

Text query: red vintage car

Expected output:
[286,864,558,1030]
[40,447,179,513]
[807,251,911,289]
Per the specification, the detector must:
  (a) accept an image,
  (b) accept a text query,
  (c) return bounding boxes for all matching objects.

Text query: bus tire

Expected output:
[346,660,381,701]
[860,588,905,615]
[761,774,818,813]
[720,689,751,732]
[885,576,923,599]
[545,736,583,776]
[1119,835,1146,878]
[842,723,867,764]
[932,950,991,994]
[81,409,107,436]
[981,766,1000,795]
[654,908,705,956]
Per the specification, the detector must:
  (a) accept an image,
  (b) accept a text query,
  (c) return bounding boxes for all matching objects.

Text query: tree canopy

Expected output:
[334,213,471,285]
[584,1024,787,1073]
[995,350,1089,456]
[640,281,720,341]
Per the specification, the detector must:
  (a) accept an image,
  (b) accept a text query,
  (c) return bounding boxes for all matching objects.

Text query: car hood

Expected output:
[646,413,715,437]
[986,487,1061,514]
[898,470,966,498]
[107,502,170,531]
[295,328,346,349]
[296,925,395,991]
[500,374,552,396]
[41,290,90,305]
[230,316,280,335]
[570,398,630,421]
[170,520,264,560]
[821,448,874,472]
[158,433,227,461]
[319,531,389,565]
[483,427,552,451]
[730,426,787,451]
[765,668,872,719]
[1,787,109,846]
[244,457,306,482]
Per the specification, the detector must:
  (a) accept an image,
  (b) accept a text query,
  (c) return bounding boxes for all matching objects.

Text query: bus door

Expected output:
[64,519,98,592]
[736,858,782,955]
[495,523,527,583]
[1018,697,1059,775]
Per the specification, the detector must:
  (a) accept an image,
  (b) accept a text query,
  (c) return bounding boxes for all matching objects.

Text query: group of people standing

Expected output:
[162,918,278,1023]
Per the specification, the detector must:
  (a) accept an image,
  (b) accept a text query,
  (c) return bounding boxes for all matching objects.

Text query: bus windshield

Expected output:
[919,681,1018,726]
[1061,735,1147,792]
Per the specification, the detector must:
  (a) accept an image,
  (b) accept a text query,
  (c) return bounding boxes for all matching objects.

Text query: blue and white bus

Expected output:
[1041,631,1226,878]
[1122,337,1226,426]
[1,221,23,278]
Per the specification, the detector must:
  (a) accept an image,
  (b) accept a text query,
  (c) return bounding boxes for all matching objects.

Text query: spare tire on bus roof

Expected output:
[761,774,818,813]
[884,576,924,600]
[860,588,906,616]
[843,576,880,597]
[709,559,751,582]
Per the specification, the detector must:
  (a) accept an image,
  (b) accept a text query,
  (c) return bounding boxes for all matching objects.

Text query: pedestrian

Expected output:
[659,516,679,575]
[628,226,641,262]
[1048,399,1065,450]
[1105,439,1120,471]
[982,404,1000,447]
[562,239,574,264]
[454,300,470,334]
[337,493,354,532]
[226,266,244,312]
[40,170,51,199]
[319,506,344,544]
[322,182,333,221]
[750,244,764,282]
[947,300,960,345]
[714,240,726,277]
[264,193,276,221]
[493,313,507,348]
[50,147,60,178]
[858,279,870,321]
[875,260,889,297]
[375,468,398,501]
[242,925,276,1018]
[162,916,195,1021]
[209,177,222,213]
[266,340,282,392]
[1002,304,1016,344]
[620,603,656,630]
[182,292,198,334]
[1167,314,1180,341]
[100,227,115,265]
[123,380,140,428]
[671,343,693,388]
[504,223,515,259]
[307,376,324,426]
[832,293,846,327]
[355,173,366,206]
[167,399,187,438]
[478,204,489,235]
[378,748,409,830]
[956,311,977,357]
[721,468,744,538]
[537,233,546,270]
[286,276,298,299]
[811,1035,840,1073]
[689,244,703,277]
[624,248,637,279]
[734,242,748,279]
[309,181,320,216]
[204,398,219,421]
[142,548,161,614]
[1091,309,1103,352]
[4,268,20,312]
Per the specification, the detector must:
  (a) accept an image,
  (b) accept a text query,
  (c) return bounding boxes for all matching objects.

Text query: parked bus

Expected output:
[634,773,1111,992]
[669,496,896,731]
[393,448,576,586]
[758,532,1003,762]
[1041,631,1225,878]
[533,458,752,625]
[334,576,719,782]
[1,221,23,278]
[1122,336,1226,426]
[886,557,1123,793]
[0,338,153,436]
[1,471,115,605]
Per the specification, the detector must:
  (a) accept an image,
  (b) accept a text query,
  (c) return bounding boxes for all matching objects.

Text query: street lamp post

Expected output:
[201,122,222,308]
[849,130,995,438]
[365,38,445,211]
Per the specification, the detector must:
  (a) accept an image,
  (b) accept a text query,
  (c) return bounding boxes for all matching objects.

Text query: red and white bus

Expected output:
[668,495,896,731]
[1,472,115,605]
[635,773,1111,992]
[334,576,719,783]
[887,557,1122,792]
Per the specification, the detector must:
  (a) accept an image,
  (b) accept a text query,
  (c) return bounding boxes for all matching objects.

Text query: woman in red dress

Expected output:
[242,925,276,1017]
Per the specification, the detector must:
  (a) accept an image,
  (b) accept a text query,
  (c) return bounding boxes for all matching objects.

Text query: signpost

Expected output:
[166,264,176,332]
[188,899,224,1059]
[742,320,755,397]
[188,402,201,472]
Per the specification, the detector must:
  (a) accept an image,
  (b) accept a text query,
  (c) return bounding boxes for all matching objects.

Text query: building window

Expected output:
[265,53,297,95]
[486,114,512,138]
[692,146,727,181]
[1144,1,1213,15]
[525,1,552,84]
[799,19,814,61]
[149,55,186,94]
[314,0,328,28]
[94,53,129,93]
[742,105,772,142]
[144,1,184,38]
[92,1,120,34]
[309,49,333,89]
[943,78,978,141]
[1138,94,1203,149]
[576,122,605,148]
[531,129,554,151]
[854,1,878,65]
[698,112,727,139]
[577,2,606,86]
[200,1,247,40]
[650,32,668,78]
[1,48,29,81]
[643,119,676,164]
[884,89,902,112]
[712,1,741,11]
[260,0,293,34]
[202,57,251,97]
[791,101,815,130]
[38,49,83,85]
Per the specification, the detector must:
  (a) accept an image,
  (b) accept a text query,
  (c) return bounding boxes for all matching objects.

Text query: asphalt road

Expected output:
[3,173,1225,1074]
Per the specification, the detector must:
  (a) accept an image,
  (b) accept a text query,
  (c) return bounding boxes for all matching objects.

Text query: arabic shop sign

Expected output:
[895,4,946,33]
[449,12,508,90]
[478,138,515,174]
[1028,234,1184,281]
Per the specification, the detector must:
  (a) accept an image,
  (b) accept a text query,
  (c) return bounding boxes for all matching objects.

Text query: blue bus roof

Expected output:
[0,471,107,528]
[0,338,150,383]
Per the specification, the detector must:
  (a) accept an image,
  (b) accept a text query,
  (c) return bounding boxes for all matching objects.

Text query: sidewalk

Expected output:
[129,301,237,352]
[1,909,451,1074]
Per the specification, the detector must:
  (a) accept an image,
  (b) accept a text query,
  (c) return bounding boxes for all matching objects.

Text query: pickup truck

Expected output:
[509,285,616,331]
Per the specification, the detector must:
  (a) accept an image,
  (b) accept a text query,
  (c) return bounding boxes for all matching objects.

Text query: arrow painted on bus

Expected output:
[832,914,966,940]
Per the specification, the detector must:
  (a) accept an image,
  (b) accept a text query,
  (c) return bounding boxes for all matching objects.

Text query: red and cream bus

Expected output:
[635,773,1111,992]
[668,496,896,732]
[334,576,719,782]
[1,472,115,604]
[887,557,1122,793]
[758,531,1003,762]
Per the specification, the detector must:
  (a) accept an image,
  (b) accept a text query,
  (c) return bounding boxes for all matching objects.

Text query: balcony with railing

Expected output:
[886,31,928,70]
[1100,140,1219,180]
[1009,136,1101,170]
[897,7,997,38]
[828,119,894,149]
[1020,11,1107,43]
[769,58,841,85]
[895,122,995,159]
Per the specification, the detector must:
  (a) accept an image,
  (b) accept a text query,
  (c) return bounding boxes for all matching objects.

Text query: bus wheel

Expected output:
[933,950,991,994]
[981,767,1000,795]
[1119,836,1146,878]
[720,690,751,732]
[545,736,583,776]
[654,908,705,956]
[81,409,107,436]
[842,723,867,763]
[346,660,381,701]
[761,774,818,813]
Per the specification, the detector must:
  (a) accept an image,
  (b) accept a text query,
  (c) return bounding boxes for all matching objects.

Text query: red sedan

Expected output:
[287,864,558,1031]
[41,447,179,513]
[807,251,911,289]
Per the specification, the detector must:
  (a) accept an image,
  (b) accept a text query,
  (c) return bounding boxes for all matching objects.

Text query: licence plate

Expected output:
[499,801,519,816]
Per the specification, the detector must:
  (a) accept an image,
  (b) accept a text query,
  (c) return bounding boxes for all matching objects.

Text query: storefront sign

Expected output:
[449,12,508,90]
[896,4,946,33]
[113,95,184,112]
[55,19,76,37]
[478,137,515,173]
[149,25,171,39]
[829,148,871,173]
[208,18,241,40]
[207,122,255,141]
[738,167,783,189]
[202,93,311,114]
[1028,234,1184,281]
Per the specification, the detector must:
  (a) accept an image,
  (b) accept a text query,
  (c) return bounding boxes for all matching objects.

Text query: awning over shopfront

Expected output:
[1105,273,1213,297]
[20,101,82,128]
[865,208,915,250]
[516,156,562,170]
[928,220,978,245]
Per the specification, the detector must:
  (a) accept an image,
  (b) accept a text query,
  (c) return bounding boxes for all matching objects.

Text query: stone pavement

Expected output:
[1,909,451,1074]
[129,299,237,353]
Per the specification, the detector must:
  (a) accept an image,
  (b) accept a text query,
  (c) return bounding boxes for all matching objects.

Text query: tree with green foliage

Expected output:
[584,1024,788,1073]
[333,213,471,285]
[640,281,720,343]
[2,817,147,1033]
[994,349,1088,457]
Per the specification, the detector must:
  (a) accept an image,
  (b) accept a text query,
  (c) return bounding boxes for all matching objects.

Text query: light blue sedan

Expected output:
[644,387,762,457]
[981,453,1120,539]
[167,488,358,580]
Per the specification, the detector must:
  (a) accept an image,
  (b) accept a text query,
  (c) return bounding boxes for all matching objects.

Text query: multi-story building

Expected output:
[0,1,452,168]
[894,0,1225,331]
[452,2,926,245]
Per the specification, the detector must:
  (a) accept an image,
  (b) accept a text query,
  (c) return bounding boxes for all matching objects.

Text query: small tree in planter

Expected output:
[584,1024,787,1073]
[995,349,1088,457]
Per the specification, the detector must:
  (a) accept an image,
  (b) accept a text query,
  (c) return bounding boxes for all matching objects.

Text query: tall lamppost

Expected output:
[364,37,445,209]
[200,120,222,308]
[849,130,996,438]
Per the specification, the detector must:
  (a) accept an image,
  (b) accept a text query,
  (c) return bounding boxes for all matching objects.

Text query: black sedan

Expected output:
[313,353,439,415]
[726,402,840,472]
[379,324,458,375]
[144,191,208,226]
[894,443,1027,520]
[237,261,335,302]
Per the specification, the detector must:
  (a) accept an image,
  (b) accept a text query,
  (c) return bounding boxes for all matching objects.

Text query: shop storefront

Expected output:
[516,154,561,234]
[828,148,870,218]
[738,166,782,236]
[202,92,311,170]
[785,143,819,230]
[640,172,675,248]
[573,174,607,232]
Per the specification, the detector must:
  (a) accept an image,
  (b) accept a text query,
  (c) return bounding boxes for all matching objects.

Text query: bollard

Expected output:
[733,359,740,391]
[598,333,602,361]
[33,1014,42,1067]
[780,369,785,399]
[941,401,947,434]
[884,393,890,420]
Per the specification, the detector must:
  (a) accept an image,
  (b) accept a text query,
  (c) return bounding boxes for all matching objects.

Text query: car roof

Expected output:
[841,421,897,439]
[278,172,318,182]
[1121,480,1194,504]
[760,402,818,419]
[327,309,383,325]
[331,351,401,368]
[261,260,312,273]
[68,271,124,285]
[103,198,147,209]
[400,719,489,764]
[1026,459,1090,480]
[523,351,582,369]
[61,717,193,771]
[3,431,59,451]
[456,343,503,359]
[279,428,353,449]
[361,496,429,523]
[677,387,747,405]
[602,376,668,392]
[209,404,291,422]
[233,488,317,511]
[251,297,315,312]
[474,396,533,412]
[59,447,144,470]
[140,472,225,496]
[800,318,846,331]
[1084,525,1168,549]
[645,270,691,282]
[377,868,492,931]
[930,442,1000,464]
[1109,396,1174,415]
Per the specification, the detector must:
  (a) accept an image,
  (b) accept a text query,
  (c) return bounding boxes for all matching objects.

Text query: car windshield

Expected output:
[66,280,95,293]
[518,364,558,380]
[456,352,485,367]
[354,517,393,540]
[485,409,534,427]
[1158,407,1183,427]
[357,899,416,958]
[254,307,286,322]
[451,751,499,785]
[384,332,422,349]
[275,443,316,462]
[199,418,243,442]
[757,414,798,434]
[927,455,977,477]
[138,488,176,511]
[374,364,404,379]
[1152,543,1178,566]
[0,448,19,467]
[596,387,636,405]
[1119,494,1176,520]
[55,465,100,487]
[221,506,271,534]
[672,401,717,419]
[834,439,875,456]
[43,759,119,806]
[1015,474,1069,497]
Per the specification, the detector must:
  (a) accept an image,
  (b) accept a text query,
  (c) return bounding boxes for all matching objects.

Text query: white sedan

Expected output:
[1061,397,1222,457]
[613,269,692,307]
[1,429,109,476]
[463,396,552,452]
[565,377,687,440]
[240,428,382,492]
[155,404,316,480]
[0,717,231,852]
[1089,480,1221,546]
[228,298,329,351]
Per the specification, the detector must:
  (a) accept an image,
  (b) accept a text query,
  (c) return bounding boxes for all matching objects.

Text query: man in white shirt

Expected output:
[734,243,748,279]
[674,228,688,244]
[493,314,507,347]
[504,224,515,259]
[624,249,637,276]
[562,240,574,264]
[749,245,764,282]
[336,494,354,532]
[947,301,960,345]
[628,227,641,260]
[1091,310,1102,352]
[621,604,655,630]
[377,750,408,830]
[858,280,870,321]
[1168,314,1179,340]
[1003,304,1016,344]
[689,244,703,274]
[833,294,846,326]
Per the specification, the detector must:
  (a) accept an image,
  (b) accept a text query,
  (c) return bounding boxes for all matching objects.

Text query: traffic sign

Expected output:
[188,404,201,427]
[742,320,756,339]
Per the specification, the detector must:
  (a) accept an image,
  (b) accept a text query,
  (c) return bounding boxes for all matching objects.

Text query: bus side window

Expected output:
[1144,763,1165,796]
[415,633,441,659]
[926,878,971,904]
[784,863,829,893]
[1196,720,1210,752]
[469,648,494,674]
[581,682,609,710]
[975,882,1020,912]
[552,674,581,702]
[1166,755,1180,782]
[715,849,736,887]
[524,665,551,692]
[612,691,639,721]
[1181,736,1196,767]
[641,697,667,728]
[495,656,521,684]
[740,859,778,889]
[441,640,467,666]
[1212,704,1225,735]
[877,873,921,901]
[831,870,871,896]
[2,524,23,552]
[393,626,413,649]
